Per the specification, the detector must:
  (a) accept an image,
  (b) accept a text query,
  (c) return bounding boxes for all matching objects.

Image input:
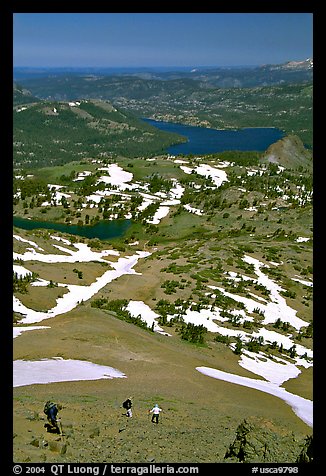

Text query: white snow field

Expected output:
[13,358,126,387]
[180,163,228,187]
[126,300,172,336]
[196,366,312,428]
[13,236,150,387]
[13,237,150,324]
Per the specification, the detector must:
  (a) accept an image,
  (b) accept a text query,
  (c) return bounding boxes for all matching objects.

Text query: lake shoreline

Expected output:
[145,117,283,131]
[13,215,132,240]
[142,117,285,155]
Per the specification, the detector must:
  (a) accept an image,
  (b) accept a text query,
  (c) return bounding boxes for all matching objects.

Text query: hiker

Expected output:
[149,403,163,424]
[44,401,62,432]
[122,396,133,417]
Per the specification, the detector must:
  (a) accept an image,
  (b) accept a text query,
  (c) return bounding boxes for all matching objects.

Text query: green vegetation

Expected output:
[91,298,154,332]
[13,271,39,293]
[178,322,206,344]
[13,100,186,168]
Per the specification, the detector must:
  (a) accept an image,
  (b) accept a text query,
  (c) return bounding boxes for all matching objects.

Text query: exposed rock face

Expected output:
[296,435,313,463]
[224,419,313,463]
[262,135,312,170]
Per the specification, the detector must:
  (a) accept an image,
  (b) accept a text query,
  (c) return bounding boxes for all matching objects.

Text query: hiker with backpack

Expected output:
[149,403,163,424]
[122,396,133,417]
[44,401,62,433]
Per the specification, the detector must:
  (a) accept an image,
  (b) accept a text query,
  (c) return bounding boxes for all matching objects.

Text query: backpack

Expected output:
[122,399,132,410]
[44,401,56,415]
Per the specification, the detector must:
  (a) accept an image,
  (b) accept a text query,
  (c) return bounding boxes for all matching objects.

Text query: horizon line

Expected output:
[13,58,313,70]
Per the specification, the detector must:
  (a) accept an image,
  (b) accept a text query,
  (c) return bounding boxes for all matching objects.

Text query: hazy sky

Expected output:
[13,13,313,68]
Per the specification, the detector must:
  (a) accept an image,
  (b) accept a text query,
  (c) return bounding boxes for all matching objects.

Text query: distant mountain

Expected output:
[261,58,313,71]
[194,59,313,88]
[14,58,313,97]
[13,59,313,152]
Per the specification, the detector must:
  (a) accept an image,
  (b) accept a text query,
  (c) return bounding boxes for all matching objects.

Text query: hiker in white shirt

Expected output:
[149,403,163,424]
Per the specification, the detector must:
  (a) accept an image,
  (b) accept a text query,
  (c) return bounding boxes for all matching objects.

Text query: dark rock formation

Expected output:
[224,418,312,463]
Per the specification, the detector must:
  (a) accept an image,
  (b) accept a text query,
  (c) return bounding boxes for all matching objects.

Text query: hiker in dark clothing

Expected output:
[44,401,62,432]
[122,397,133,417]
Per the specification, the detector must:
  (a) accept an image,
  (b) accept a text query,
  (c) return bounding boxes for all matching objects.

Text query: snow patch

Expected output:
[13,358,126,387]
[196,366,312,427]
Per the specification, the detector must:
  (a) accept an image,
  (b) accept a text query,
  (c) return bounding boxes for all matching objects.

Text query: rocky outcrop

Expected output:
[224,419,313,463]
[262,135,312,170]
[296,435,313,463]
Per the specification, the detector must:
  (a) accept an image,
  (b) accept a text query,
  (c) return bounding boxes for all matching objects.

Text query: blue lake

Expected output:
[143,118,285,155]
[13,216,131,240]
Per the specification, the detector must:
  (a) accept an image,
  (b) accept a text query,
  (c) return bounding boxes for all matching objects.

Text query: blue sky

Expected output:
[13,13,313,68]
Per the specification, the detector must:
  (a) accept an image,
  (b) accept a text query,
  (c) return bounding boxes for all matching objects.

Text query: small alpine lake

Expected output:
[13,216,131,240]
[143,118,285,156]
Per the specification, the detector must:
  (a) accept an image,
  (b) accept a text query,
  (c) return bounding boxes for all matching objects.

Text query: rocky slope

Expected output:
[261,135,312,170]
[14,400,312,464]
